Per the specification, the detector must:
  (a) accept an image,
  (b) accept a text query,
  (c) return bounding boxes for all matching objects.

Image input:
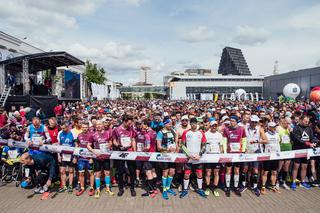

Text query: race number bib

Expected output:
[8,150,18,159]
[120,136,131,147]
[99,143,109,152]
[137,142,144,152]
[167,132,174,138]
[62,154,72,162]
[167,142,176,150]
[281,135,290,144]
[229,143,241,152]
[32,134,43,145]
[208,144,220,153]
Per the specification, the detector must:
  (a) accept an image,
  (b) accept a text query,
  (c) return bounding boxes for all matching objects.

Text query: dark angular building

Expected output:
[263,66,320,99]
[218,47,251,76]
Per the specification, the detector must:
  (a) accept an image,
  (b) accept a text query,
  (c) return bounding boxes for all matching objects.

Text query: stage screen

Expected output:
[64,70,80,99]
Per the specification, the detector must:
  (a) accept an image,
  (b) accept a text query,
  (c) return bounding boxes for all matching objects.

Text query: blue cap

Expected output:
[230,115,239,122]
[21,180,28,188]
[163,119,172,126]
[208,117,216,122]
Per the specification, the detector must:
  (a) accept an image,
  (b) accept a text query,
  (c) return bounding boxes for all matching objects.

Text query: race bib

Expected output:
[62,154,72,162]
[137,142,144,152]
[281,135,290,144]
[99,143,109,152]
[265,144,279,153]
[168,142,176,150]
[32,135,43,145]
[120,136,131,147]
[247,143,260,153]
[229,143,241,152]
[208,144,220,153]
[167,133,174,138]
[8,150,18,159]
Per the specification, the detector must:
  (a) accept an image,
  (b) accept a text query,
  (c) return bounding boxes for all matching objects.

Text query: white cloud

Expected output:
[287,4,320,29]
[232,25,271,46]
[180,26,215,43]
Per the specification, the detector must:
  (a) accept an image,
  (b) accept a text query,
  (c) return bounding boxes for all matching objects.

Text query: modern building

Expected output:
[119,84,166,99]
[166,74,263,100]
[218,47,251,76]
[263,66,320,99]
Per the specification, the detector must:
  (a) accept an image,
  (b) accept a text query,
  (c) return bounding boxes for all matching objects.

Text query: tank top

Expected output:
[246,126,261,153]
[265,131,280,153]
[278,126,292,151]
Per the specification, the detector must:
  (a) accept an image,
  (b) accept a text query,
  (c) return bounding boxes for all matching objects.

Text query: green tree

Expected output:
[84,60,107,95]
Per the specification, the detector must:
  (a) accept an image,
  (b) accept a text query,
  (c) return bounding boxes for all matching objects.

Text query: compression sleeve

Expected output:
[241,138,247,153]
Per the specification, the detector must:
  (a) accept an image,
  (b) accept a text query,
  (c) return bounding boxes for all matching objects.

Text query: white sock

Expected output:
[253,183,258,189]
[183,179,189,190]
[234,175,239,188]
[242,181,246,187]
[197,178,203,190]
[226,174,231,188]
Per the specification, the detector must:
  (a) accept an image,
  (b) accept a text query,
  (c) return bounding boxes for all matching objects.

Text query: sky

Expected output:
[1,0,320,85]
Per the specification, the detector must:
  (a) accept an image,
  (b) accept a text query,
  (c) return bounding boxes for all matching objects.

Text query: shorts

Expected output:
[263,160,278,171]
[205,163,221,170]
[78,158,93,172]
[160,162,175,170]
[294,157,308,164]
[226,162,241,168]
[93,159,110,172]
[136,161,143,170]
[242,161,260,169]
[143,162,153,171]
[60,161,76,168]
[184,163,203,171]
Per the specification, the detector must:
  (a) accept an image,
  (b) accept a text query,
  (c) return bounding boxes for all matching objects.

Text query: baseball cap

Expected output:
[190,117,198,124]
[181,115,189,120]
[210,120,218,126]
[250,115,260,122]
[230,115,239,122]
[268,122,277,128]
[220,109,227,115]
[221,115,229,122]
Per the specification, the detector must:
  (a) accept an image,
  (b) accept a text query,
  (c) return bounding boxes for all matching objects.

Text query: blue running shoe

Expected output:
[253,188,260,197]
[167,189,177,196]
[291,182,297,191]
[179,190,188,198]
[197,189,207,198]
[162,191,169,200]
[300,182,311,190]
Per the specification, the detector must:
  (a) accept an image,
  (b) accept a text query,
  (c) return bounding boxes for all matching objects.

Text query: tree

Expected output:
[84,60,107,96]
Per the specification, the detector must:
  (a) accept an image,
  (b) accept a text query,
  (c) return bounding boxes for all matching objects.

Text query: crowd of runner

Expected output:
[1,99,320,200]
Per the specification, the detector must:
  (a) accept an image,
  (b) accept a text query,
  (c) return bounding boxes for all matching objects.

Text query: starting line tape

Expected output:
[1,139,320,164]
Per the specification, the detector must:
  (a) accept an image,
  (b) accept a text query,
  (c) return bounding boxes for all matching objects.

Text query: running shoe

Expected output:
[311,180,319,187]
[286,175,292,183]
[271,187,281,194]
[167,189,177,196]
[213,189,220,197]
[34,186,43,194]
[40,192,50,200]
[253,188,260,197]
[275,183,280,190]
[282,183,290,190]
[94,190,100,199]
[239,185,247,193]
[205,188,210,196]
[130,189,136,197]
[261,187,267,195]
[234,188,242,197]
[162,191,169,200]
[300,182,311,190]
[76,189,85,196]
[178,185,183,192]
[105,188,115,196]
[179,190,188,198]
[88,188,94,196]
[117,189,124,197]
[291,182,297,191]
[67,186,73,194]
[58,186,67,193]
[226,188,231,197]
[197,189,207,198]
[75,183,81,191]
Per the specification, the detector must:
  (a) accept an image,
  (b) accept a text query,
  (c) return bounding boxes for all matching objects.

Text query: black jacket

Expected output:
[291,124,318,150]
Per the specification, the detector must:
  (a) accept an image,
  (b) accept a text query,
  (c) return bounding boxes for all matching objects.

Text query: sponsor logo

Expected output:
[238,154,256,161]
[156,153,172,161]
[218,157,232,163]
[257,156,270,161]
[119,153,129,158]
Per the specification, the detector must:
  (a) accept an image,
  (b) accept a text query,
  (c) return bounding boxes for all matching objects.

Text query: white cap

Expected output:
[181,115,189,120]
[163,112,169,117]
[268,122,277,128]
[210,120,218,126]
[220,109,227,115]
[250,115,260,122]
[221,115,229,122]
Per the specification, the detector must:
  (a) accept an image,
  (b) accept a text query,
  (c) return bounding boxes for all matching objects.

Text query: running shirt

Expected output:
[176,125,190,139]
[265,131,281,153]
[245,126,262,153]
[77,132,93,148]
[135,129,150,152]
[156,128,176,151]
[223,126,246,153]
[58,131,75,147]
[205,131,223,154]
[92,130,113,152]
[29,124,46,145]
[71,128,82,140]
[147,128,157,152]
[181,129,206,155]
[278,126,292,151]
[112,125,136,151]
[48,126,59,144]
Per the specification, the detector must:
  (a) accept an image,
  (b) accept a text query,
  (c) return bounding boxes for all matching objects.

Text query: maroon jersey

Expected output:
[147,128,157,152]
[77,132,93,148]
[223,126,246,153]
[112,125,136,151]
[92,130,113,150]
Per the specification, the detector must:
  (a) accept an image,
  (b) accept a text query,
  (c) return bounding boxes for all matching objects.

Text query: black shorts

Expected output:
[60,161,76,168]
[294,157,309,164]
[226,162,241,168]
[263,160,278,171]
[143,162,153,171]
[242,161,260,169]
[94,159,110,172]
[160,162,175,170]
[205,163,221,170]
[184,163,203,171]
[136,161,143,170]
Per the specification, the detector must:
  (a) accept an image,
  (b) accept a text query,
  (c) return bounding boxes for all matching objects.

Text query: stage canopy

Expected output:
[0,51,84,73]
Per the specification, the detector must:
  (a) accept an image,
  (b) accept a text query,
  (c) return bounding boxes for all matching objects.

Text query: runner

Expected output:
[180,117,207,198]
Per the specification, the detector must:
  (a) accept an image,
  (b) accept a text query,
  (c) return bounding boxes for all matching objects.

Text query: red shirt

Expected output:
[0,114,8,128]
[48,126,59,144]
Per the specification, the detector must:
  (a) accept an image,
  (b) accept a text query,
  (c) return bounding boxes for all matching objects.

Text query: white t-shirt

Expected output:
[205,131,223,154]
[265,131,281,153]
